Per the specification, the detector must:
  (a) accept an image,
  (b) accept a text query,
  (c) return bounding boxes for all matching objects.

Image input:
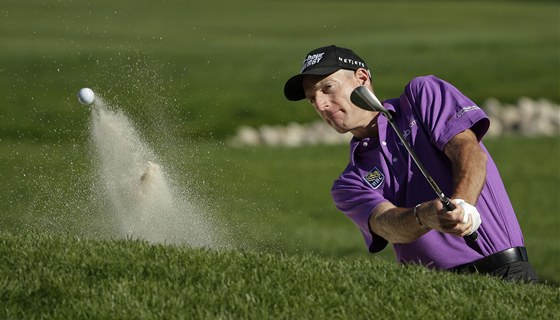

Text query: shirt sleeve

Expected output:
[331,169,389,253]
[403,75,490,150]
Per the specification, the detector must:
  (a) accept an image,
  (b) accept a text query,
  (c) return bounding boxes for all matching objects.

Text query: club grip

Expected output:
[443,199,479,242]
[442,199,455,211]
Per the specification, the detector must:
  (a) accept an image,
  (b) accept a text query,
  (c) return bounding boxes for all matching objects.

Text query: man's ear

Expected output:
[355,68,370,86]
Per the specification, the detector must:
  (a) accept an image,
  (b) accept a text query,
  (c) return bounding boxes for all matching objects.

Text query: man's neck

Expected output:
[352,113,380,140]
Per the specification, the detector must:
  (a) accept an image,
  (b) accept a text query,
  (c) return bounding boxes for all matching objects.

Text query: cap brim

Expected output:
[283,66,341,101]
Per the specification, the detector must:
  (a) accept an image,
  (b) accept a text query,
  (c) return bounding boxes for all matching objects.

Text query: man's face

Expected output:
[302,69,371,134]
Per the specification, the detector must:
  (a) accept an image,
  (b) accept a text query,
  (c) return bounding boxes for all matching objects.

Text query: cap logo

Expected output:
[301,52,325,72]
[339,57,366,68]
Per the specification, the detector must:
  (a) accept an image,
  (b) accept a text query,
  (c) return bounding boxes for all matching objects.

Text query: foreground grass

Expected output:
[1,233,558,319]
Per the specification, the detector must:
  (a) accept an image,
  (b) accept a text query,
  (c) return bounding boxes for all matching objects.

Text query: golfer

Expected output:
[284,45,538,282]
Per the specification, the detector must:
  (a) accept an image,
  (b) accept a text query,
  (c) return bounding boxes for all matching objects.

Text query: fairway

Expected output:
[0,0,559,317]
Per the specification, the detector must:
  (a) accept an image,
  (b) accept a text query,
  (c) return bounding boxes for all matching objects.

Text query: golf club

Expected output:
[350,86,479,242]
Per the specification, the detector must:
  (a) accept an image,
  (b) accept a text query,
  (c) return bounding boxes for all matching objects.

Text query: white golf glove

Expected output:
[454,199,482,236]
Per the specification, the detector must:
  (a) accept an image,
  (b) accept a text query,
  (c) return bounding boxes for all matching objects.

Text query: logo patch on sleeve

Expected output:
[363,167,385,189]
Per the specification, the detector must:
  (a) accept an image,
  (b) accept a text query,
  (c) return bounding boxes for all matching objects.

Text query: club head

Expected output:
[350,86,391,120]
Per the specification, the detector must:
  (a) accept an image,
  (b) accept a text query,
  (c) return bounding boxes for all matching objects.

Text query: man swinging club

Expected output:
[283,45,538,282]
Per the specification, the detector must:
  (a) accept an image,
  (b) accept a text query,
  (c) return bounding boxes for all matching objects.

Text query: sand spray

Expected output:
[88,96,224,248]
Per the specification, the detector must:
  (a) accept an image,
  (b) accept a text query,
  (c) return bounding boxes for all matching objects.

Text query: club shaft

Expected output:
[387,122,445,201]
[389,121,456,210]
[351,86,478,241]
[387,116,479,242]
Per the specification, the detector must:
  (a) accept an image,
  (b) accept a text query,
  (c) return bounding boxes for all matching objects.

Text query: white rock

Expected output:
[227,97,559,147]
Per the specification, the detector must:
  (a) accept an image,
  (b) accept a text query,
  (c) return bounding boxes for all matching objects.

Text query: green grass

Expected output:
[1,233,558,319]
[1,137,558,284]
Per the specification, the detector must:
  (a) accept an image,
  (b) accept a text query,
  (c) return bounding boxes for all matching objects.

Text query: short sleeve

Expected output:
[331,170,389,253]
[403,75,490,150]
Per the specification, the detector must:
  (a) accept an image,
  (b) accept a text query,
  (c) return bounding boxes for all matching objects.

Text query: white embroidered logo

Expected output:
[301,52,325,72]
[338,57,366,68]
[456,106,480,118]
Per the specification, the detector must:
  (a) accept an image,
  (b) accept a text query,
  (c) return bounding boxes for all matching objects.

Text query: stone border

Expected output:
[228,97,559,147]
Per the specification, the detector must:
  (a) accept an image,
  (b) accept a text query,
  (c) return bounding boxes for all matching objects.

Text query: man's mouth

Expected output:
[327,110,343,119]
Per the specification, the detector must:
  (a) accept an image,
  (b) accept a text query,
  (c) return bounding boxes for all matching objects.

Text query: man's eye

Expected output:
[324,84,334,93]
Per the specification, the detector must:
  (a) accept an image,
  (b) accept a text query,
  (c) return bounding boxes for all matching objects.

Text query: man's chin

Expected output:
[332,126,349,134]
[325,119,349,134]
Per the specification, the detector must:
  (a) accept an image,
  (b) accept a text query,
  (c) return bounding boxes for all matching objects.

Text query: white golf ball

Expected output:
[77,88,95,105]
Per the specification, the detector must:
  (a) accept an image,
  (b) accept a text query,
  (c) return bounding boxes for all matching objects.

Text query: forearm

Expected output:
[368,202,430,244]
[369,199,473,243]
[444,130,488,205]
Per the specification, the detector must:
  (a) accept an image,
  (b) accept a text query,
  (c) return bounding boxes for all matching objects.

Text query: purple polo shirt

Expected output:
[331,75,525,270]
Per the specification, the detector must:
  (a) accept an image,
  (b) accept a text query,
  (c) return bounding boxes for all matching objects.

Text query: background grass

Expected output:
[1,0,558,141]
[0,0,559,317]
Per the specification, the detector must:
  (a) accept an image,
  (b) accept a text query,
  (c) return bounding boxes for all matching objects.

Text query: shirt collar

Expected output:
[348,98,398,166]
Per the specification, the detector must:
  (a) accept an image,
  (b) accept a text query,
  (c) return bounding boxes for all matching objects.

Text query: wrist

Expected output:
[413,204,430,231]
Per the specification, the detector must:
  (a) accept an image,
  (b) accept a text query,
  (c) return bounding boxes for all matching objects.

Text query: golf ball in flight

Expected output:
[77,88,95,105]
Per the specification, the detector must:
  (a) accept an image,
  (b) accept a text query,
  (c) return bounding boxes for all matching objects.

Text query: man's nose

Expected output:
[315,92,329,111]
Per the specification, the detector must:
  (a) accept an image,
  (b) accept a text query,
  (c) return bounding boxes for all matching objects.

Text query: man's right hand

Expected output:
[424,199,475,237]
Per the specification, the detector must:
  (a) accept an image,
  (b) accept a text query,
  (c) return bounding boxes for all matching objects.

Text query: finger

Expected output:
[453,204,465,223]
[459,214,474,237]
[440,208,464,225]
[441,214,472,236]
[434,200,445,212]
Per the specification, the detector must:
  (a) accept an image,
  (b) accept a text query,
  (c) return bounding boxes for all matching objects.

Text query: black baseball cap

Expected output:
[284,45,370,101]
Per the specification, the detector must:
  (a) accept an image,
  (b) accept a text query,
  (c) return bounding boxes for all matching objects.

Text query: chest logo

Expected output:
[363,167,385,189]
